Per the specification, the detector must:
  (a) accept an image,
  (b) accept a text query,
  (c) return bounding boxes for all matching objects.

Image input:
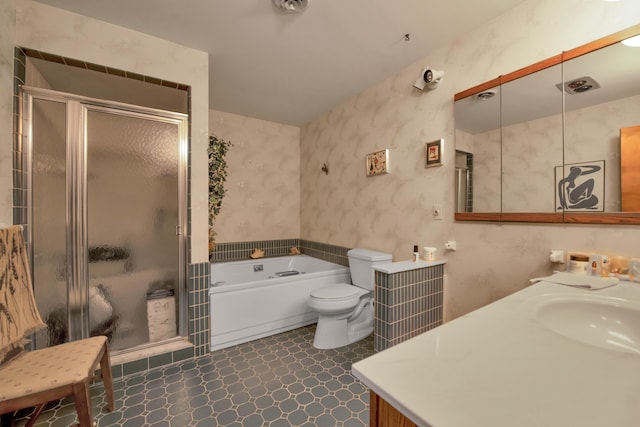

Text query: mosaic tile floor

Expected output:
[12,325,374,427]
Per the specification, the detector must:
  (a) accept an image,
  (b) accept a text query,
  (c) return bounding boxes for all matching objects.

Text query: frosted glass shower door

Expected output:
[86,108,182,352]
[30,98,68,349]
[24,87,186,352]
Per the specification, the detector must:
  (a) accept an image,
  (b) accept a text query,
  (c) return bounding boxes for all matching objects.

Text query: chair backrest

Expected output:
[0,225,46,363]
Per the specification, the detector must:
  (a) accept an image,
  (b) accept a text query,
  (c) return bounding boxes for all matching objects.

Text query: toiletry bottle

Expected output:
[413,245,419,262]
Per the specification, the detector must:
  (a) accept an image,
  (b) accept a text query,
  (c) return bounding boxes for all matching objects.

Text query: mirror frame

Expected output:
[454,24,640,225]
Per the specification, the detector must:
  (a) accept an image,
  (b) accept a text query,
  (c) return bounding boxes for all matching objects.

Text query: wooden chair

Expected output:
[0,335,115,427]
[0,225,116,426]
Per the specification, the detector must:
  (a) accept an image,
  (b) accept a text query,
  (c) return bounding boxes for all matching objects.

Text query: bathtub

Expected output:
[209,255,350,351]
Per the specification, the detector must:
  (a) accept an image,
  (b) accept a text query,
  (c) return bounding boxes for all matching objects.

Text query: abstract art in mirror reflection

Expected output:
[555,160,604,212]
[425,139,443,168]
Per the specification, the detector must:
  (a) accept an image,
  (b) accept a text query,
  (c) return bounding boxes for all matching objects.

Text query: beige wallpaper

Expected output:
[209,110,301,242]
[2,0,210,262]
[0,0,15,223]
[300,0,640,320]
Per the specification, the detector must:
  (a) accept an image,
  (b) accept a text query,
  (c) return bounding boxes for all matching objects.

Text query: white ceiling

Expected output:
[33,0,528,126]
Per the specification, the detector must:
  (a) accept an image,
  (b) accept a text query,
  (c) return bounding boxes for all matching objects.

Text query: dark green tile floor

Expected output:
[13,325,373,427]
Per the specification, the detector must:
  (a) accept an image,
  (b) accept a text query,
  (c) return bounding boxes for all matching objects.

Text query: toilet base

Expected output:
[312,301,374,349]
[313,316,350,349]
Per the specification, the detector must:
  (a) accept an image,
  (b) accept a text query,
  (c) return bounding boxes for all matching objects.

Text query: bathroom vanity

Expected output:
[352,279,640,427]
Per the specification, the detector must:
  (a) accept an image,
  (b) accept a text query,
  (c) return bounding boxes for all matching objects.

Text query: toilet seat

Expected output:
[308,284,369,314]
[310,284,367,301]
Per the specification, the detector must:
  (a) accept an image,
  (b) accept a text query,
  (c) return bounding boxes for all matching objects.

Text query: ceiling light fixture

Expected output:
[272,0,310,14]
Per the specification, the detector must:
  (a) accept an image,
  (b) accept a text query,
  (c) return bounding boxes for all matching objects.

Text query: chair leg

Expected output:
[1,412,14,427]
[24,403,47,427]
[99,342,115,412]
[72,382,93,427]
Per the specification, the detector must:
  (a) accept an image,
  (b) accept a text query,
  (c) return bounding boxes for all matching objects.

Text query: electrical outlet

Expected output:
[433,204,443,220]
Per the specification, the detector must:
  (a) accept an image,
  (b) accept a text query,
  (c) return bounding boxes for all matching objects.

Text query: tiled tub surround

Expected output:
[374,261,445,352]
[211,239,351,266]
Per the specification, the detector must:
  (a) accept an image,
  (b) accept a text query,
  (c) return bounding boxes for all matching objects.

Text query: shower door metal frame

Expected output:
[21,86,189,346]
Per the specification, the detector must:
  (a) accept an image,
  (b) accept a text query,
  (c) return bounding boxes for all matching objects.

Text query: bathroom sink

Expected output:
[527,295,640,355]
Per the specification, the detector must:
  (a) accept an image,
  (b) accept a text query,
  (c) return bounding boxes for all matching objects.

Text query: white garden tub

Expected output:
[209,255,350,351]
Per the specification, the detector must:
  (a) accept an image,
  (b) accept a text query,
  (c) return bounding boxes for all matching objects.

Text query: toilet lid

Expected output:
[310,284,363,301]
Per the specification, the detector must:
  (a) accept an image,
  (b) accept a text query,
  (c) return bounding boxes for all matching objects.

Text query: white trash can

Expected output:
[146,289,176,342]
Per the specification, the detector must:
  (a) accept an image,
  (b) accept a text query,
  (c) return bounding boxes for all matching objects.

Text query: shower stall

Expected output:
[21,87,188,354]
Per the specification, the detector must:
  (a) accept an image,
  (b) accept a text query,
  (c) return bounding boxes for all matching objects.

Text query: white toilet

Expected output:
[308,248,392,349]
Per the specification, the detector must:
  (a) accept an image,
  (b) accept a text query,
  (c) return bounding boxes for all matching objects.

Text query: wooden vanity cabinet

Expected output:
[370,391,418,427]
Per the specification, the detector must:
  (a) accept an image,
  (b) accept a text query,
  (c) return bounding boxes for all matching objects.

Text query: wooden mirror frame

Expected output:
[454,24,640,225]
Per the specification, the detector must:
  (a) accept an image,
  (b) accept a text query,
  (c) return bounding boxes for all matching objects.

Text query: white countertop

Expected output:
[352,280,640,427]
[374,259,446,274]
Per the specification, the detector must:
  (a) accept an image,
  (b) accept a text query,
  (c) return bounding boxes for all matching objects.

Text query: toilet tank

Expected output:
[347,248,393,290]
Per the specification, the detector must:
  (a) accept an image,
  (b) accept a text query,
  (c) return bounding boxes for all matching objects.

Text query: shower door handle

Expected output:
[176,225,182,235]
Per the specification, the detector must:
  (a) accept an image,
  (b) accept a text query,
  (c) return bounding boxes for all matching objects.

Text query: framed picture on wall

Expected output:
[366,149,389,176]
[554,160,605,212]
[425,139,444,168]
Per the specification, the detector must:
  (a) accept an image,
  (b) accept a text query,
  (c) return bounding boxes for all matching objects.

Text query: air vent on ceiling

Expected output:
[556,76,601,95]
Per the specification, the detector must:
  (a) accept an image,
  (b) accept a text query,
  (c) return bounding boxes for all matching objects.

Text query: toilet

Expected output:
[308,248,392,349]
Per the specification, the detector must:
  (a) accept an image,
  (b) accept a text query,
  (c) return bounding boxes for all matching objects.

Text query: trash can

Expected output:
[146,289,176,342]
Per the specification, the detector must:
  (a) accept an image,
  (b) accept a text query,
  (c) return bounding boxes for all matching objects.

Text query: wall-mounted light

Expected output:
[413,68,445,91]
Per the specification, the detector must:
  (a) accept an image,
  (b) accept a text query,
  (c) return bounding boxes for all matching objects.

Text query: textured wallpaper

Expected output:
[209,110,301,242]
[300,0,640,320]
[0,0,15,223]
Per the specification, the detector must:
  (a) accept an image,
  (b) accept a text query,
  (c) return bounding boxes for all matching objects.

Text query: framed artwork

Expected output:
[425,139,443,168]
[366,149,389,176]
[555,160,604,212]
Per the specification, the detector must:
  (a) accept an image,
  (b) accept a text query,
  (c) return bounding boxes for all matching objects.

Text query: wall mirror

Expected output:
[454,24,640,224]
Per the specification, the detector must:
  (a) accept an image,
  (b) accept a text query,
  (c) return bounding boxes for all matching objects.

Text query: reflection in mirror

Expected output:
[563,42,640,213]
[501,64,563,213]
[455,150,472,212]
[454,85,501,213]
[454,24,640,223]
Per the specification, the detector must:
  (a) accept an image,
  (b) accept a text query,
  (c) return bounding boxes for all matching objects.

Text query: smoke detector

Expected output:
[272,0,310,13]
[557,76,601,95]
